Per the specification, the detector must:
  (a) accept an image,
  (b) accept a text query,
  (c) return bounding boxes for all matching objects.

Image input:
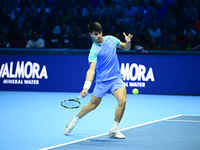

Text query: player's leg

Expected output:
[109,77,127,139]
[64,81,107,135]
[64,95,102,135]
[109,87,126,139]
[77,95,102,118]
[113,87,127,123]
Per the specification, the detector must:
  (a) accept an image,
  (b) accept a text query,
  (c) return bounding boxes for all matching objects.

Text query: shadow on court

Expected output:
[48,115,200,150]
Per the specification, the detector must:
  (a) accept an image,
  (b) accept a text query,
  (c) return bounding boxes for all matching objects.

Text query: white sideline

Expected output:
[39,114,183,150]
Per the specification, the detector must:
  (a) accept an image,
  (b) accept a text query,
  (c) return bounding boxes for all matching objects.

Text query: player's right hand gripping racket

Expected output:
[61,96,81,109]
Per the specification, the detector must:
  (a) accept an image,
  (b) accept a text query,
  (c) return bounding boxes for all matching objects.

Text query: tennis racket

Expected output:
[61,96,81,109]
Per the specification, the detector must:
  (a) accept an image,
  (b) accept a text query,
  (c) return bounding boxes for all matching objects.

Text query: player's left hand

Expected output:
[123,32,133,43]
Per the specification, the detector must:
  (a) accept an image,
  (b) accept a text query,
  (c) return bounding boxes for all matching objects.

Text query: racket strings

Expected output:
[61,99,80,108]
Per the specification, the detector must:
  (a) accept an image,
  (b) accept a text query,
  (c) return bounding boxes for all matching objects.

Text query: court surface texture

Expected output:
[0,91,200,150]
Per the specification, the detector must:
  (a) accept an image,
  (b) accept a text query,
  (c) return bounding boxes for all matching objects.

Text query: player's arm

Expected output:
[118,42,131,51]
[118,32,133,51]
[85,62,96,83]
[80,62,96,97]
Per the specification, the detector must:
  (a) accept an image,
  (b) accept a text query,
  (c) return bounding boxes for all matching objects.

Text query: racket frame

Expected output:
[61,96,81,109]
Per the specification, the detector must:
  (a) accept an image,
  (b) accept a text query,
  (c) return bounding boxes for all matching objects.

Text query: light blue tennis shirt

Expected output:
[89,35,123,83]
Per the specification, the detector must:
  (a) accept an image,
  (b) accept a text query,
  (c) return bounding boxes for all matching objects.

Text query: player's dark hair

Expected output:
[87,22,102,33]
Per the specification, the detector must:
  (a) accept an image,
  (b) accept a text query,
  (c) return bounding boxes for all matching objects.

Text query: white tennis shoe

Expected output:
[109,128,125,139]
[64,117,76,135]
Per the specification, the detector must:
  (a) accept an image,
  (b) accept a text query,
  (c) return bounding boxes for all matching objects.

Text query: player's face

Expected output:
[90,31,103,44]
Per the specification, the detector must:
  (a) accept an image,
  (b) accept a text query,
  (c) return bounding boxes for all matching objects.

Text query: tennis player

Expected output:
[64,22,132,139]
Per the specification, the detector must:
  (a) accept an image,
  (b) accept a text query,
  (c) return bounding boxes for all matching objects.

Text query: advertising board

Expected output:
[0,54,199,95]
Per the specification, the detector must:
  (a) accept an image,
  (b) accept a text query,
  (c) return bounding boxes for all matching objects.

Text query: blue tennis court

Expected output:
[41,115,200,150]
[0,91,200,150]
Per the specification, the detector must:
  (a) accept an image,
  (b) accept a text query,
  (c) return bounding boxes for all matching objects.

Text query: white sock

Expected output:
[72,116,80,124]
[112,121,119,129]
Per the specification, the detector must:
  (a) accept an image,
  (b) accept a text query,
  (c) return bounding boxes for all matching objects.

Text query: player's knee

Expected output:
[118,98,126,107]
[89,103,98,111]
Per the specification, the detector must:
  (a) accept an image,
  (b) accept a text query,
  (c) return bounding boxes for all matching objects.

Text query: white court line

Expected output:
[164,120,200,123]
[181,114,200,117]
[39,114,182,150]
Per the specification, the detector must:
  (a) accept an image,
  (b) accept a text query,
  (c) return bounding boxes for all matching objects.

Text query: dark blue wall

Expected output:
[0,53,200,95]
